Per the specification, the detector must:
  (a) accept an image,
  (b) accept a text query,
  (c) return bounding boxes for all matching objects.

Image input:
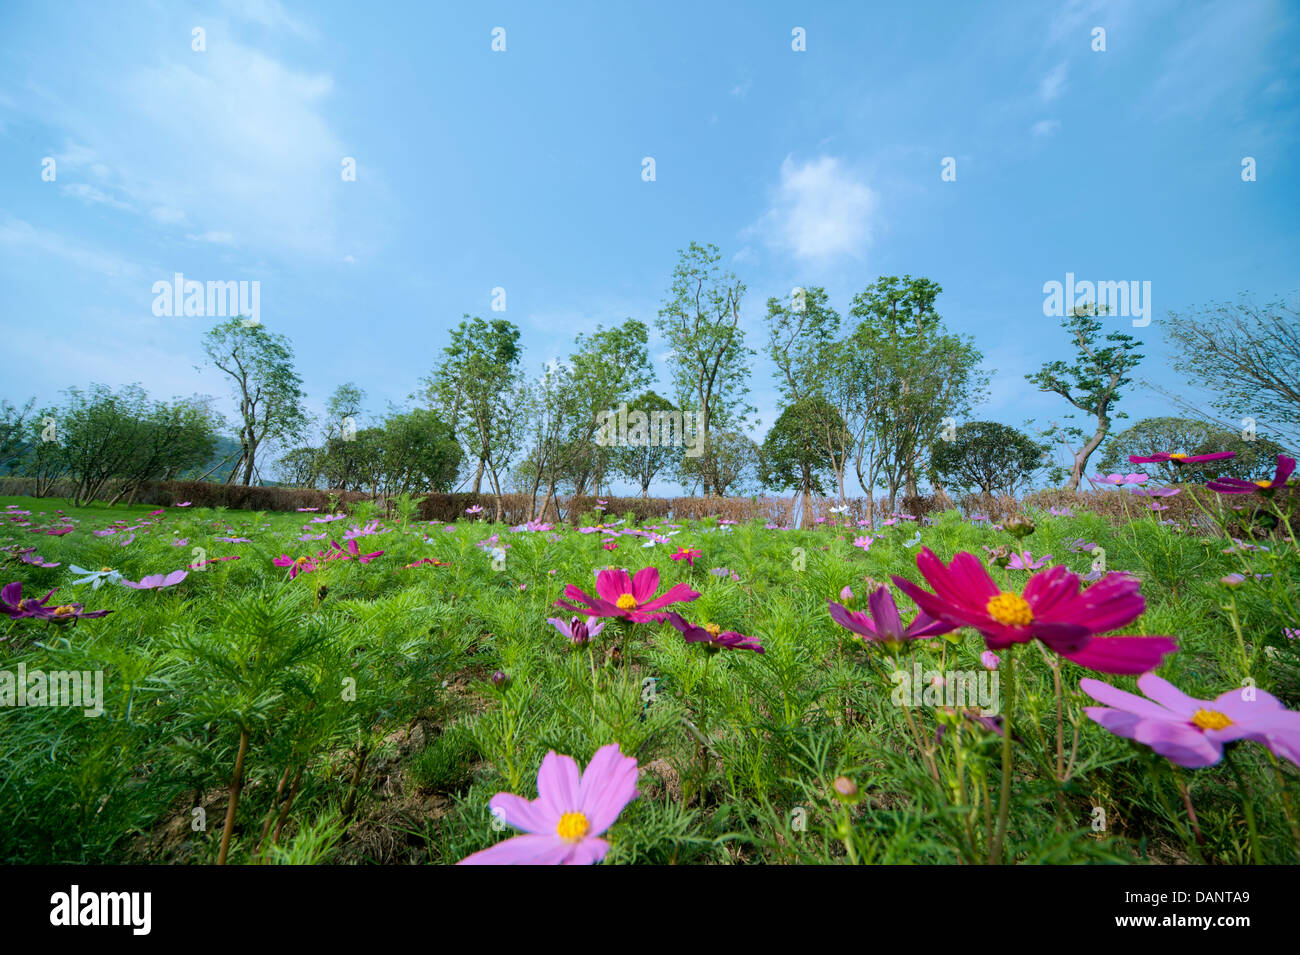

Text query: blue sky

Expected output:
[1,0,1297,493]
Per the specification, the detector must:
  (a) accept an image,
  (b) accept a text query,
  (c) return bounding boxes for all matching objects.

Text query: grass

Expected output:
[1,493,1297,865]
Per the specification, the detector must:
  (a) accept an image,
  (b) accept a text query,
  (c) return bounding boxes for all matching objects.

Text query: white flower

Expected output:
[69,565,123,589]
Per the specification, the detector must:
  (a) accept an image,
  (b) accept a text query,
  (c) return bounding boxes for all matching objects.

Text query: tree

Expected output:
[761,397,848,512]
[380,408,463,495]
[1163,295,1300,446]
[656,242,755,495]
[1099,416,1286,484]
[930,421,1046,496]
[848,277,986,509]
[324,383,365,441]
[0,398,35,473]
[423,317,522,494]
[1026,305,1143,490]
[202,318,308,485]
[611,391,680,497]
[59,384,151,506]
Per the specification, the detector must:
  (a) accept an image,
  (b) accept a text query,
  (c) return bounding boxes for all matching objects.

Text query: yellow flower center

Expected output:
[1191,708,1233,731]
[556,811,590,842]
[100,567,113,573]
[296,556,310,565]
[53,605,76,616]
[615,594,637,610]
[703,623,722,637]
[985,592,1033,627]
[1168,452,1188,459]
[1255,479,1272,487]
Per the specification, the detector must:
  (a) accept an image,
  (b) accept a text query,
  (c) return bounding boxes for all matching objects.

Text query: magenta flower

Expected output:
[1007,551,1053,570]
[554,567,699,623]
[1080,674,1300,768]
[2,581,58,619]
[274,554,318,578]
[1092,473,1149,486]
[548,615,606,645]
[1207,453,1296,496]
[1128,451,1235,465]
[852,536,874,551]
[890,548,1177,674]
[981,650,1000,670]
[827,587,952,648]
[457,744,639,865]
[122,569,188,590]
[669,546,702,566]
[663,611,764,653]
[1130,485,1181,497]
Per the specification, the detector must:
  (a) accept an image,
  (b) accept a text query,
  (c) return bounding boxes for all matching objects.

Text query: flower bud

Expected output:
[1005,517,1036,540]
[832,775,859,804]
[490,669,509,688]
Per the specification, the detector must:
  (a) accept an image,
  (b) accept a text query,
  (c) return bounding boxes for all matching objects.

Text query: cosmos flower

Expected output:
[122,570,189,590]
[69,566,124,589]
[189,555,240,569]
[852,536,874,551]
[1080,674,1300,768]
[890,548,1177,674]
[555,567,699,623]
[457,744,638,865]
[214,536,251,543]
[827,586,952,649]
[669,546,702,566]
[1,581,59,619]
[466,505,484,515]
[17,550,59,568]
[274,555,317,578]
[547,615,606,645]
[1090,473,1149,486]
[981,650,1000,670]
[1049,507,1075,517]
[601,539,618,551]
[42,602,112,624]
[1206,454,1296,497]
[1129,486,1181,497]
[1128,451,1236,465]
[663,611,764,653]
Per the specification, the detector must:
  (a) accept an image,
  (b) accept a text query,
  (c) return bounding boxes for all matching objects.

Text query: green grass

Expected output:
[1,495,1297,864]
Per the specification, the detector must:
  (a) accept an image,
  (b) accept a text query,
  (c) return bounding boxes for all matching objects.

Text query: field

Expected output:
[3,490,1297,865]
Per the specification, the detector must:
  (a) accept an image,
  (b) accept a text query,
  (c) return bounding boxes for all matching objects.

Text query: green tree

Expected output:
[203,318,308,485]
[1027,305,1143,490]
[423,316,522,494]
[761,397,848,512]
[611,391,680,497]
[930,421,1046,496]
[656,242,755,495]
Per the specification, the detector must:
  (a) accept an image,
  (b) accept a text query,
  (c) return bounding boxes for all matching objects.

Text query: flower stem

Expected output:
[1225,747,1264,864]
[989,648,1015,865]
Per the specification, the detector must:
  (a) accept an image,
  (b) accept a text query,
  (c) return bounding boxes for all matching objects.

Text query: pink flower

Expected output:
[548,615,606,645]
[827,586,952,647]
[1091,473,1148,486]
[669,546,702,566]
[852,536,873,551]
[980,650,1000,670]
[554,567,699,623]
[663,612,764,653]
[1207,453,1296,497]
[458,744,638,865]
[1128,451,1235,465]
[1007,551,1052,571]
[1080,674,1300,768]
[890,548,1177,674]
[122,569,189,590]
[601,539,618,551]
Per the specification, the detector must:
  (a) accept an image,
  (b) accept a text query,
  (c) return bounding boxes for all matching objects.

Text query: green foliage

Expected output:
[931,421,1047,495]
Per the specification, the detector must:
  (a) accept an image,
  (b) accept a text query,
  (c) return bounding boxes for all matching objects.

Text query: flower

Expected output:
[890,548,1177,674]
[1128,451,1235,465]
[404,558,449,569]
[827,586,953,649]
[852,536,873,551]
[490,670,510,688]
[1049,506,1074,517]
[214,536,251,543]
[980,650,1000,670]
[457,743,638,865]
[663,611,764,653]
[122,569,189,590]
[69,565,123,589]
[1007,551,1052,570]
[547,615,606,645]
[275,554,318,578]
[1129,485,1181,497]
[17,550,59,568]
[1091,473,1149,486]
[669,546,702,566]
[43,602,112,624]
[1206,453,1296,497]
[1080,674,1300,768]
[466,505,484,515]
[554,567,699,623]
[2,581,59,619]
[840,584,854,603]
[601,539,618,551]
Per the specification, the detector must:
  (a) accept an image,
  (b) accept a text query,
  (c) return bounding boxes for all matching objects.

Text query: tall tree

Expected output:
[202,318,308,485]
[930,421,1046,496]
[1163,295,1300,446]
[761,397,848,512]
[423,316,522,494]
[611,390,680,497]
[656,242,754,495]
[1027,304,1143,490]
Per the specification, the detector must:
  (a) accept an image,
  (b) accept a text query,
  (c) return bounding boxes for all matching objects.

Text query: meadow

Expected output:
[2,480,1298,866]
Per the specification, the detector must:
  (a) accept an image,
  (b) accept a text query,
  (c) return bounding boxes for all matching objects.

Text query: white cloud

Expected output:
[749,156,876,264]
[0,214,146,280]
[186,230,236,244]
[1039,62,1068,102]
[1031,119,1062,138]
[61,183,134,211]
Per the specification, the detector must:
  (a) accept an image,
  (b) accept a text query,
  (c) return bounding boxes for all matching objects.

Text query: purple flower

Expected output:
[547,615,605,645]
[852,536,874,551]
[1081,674,1300,768]
[1007,551,1053,570]
[827,586,953,648]
[2,581,58,618]
[663,611,764,653]
[1207,454,1296,497]
[122,569,189,590]
[980,650,1000,670]
[458,744,638,865]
